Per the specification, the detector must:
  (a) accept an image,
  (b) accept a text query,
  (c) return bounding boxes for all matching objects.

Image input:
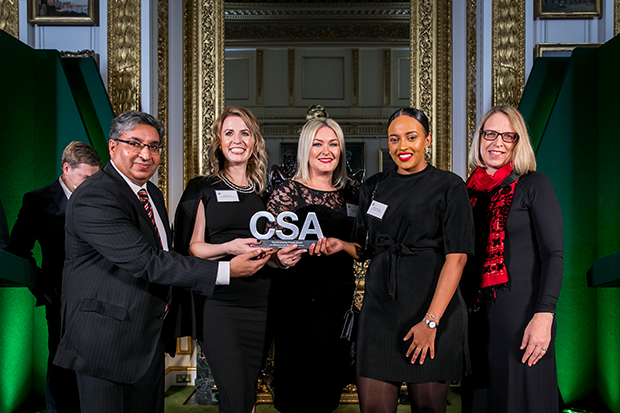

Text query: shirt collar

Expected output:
[58,176,72,199]
[110,161,148,194]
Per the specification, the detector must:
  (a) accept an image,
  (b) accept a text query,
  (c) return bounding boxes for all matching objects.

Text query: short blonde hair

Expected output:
[469,105,536,176]
[293,117,348,189]
[208,106,268,193]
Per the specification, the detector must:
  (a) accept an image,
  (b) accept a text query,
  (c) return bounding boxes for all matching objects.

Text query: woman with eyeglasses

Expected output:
[460,105,563,413]
[173,106,303,413]
[312,107,474,413]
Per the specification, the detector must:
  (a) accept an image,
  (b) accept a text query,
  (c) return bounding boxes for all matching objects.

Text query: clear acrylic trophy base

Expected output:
[256,239,316,249]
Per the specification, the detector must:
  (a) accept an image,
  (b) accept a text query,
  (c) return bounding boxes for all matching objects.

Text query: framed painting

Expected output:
[379,149,396,173]
[534,0,601,19]
[29,0,98,26]
[534,43,602,58]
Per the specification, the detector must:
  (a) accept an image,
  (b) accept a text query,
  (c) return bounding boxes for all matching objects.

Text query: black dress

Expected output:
[352,165,474,383]
[173,176,271,413]
[461,172,563,413]
[266,180,357,413]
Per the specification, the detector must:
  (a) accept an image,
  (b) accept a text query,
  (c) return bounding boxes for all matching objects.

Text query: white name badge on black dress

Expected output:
[346,203,359,218]
[215,190,240,202]
[367,200,388,220]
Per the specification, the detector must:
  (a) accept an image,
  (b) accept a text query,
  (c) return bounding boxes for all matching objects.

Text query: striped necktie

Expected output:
[138,189,162,247]
[138,189,170,318]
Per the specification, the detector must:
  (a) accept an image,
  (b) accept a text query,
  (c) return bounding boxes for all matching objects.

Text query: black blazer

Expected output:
[7,179,67,304]
[54,163,218,384]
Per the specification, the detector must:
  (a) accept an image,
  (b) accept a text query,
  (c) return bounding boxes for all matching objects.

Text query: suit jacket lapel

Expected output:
[50,179,68,212]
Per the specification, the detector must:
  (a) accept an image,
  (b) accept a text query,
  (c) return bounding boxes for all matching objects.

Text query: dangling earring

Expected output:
[425,147,430,154]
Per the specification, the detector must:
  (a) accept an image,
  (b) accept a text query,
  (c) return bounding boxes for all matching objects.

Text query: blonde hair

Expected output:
[208,106,268,193]
[469,105,537,176]
[293,117,348,189]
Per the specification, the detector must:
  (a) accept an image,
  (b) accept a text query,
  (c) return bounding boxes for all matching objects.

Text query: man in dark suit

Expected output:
[7,141,102,413]
[54,110,271,413]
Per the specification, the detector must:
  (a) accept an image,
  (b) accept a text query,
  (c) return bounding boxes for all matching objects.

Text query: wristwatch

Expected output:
[423,317,437,329]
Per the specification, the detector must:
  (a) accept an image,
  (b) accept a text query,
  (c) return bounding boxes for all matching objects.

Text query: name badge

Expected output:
[215,190,239,202]
[367,200,388,220]
[346,203,359,218]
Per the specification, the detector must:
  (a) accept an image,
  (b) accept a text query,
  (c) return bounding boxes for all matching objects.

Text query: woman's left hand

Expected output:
[276,244,307,268]
[520,312,554,366]
[403,321,437,365]
[308,237,345,256]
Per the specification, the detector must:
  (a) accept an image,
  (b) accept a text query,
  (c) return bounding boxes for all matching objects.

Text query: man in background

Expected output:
[7,141,103,413]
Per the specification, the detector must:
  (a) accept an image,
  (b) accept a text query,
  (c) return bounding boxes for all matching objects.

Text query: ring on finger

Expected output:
[541,348,547,352]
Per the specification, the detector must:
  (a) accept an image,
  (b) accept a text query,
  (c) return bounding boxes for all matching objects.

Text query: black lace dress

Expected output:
[266,180,357,413]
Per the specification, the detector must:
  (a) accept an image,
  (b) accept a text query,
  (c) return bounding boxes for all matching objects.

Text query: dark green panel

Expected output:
[518,57,569,152]
[595,36,620,413]
[0,31,110,412]
[61,57,113,162]
[534,48,599,407]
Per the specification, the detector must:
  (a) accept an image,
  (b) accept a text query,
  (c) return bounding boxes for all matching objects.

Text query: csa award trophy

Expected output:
[249,211,323,249]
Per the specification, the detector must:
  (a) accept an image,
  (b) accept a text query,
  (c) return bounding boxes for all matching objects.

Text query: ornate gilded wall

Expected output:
[492,0,525,107]
[158,0,169,206]
[107,0,141,115]
[466,0,477,176]
[183,0,225,186]
[0,0,18,38]
[410,0,453,172]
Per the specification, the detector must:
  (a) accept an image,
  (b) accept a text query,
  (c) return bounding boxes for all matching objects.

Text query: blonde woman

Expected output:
[461,105,563,413]
[266,117,357,413]
[173,106,302,413]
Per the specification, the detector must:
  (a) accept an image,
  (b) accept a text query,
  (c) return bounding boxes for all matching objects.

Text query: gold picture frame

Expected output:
[534,0,601,19]
[29,0,98,26]
[379,149,395,173]
[534,42,602,59]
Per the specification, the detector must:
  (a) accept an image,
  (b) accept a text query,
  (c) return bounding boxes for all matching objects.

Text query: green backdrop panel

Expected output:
[532,48,599,407]
[594,37,620,413]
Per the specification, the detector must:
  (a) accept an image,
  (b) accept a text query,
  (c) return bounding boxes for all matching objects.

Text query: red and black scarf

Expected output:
[466,163,519,299]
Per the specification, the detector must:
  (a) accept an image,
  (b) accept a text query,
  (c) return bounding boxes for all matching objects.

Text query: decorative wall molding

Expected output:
[256,48,264,106]
[224,2,409,42]
[383,49,391,106]
[351,48,359,106]
[184,0,225,186]
[492,0,525,107]
[410,0,452,172]
[108,0,141,114]
[615,0,620,36]
[287,48,295,106]
[158,0,169,208]
[466,0,477,176]
[0,0,19,38]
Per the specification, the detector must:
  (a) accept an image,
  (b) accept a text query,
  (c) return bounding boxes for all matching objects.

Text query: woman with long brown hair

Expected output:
[174,106,303,413]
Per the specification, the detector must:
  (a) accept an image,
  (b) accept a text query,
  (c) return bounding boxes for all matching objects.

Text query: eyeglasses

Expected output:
[114,138,163,154]
[480,130,519,143]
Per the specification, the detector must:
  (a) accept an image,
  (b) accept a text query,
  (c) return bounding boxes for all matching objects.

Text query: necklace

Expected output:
[220,174,255,194]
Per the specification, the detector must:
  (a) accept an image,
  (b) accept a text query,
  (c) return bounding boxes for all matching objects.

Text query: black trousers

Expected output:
[75,340,165,413]
[46,302,81,413]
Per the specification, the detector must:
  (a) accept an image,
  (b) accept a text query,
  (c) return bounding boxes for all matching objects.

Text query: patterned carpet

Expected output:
[164,386,462,413]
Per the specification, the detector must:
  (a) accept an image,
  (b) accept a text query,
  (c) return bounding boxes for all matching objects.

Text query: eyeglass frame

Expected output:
[480,129,519,143]
[113,138,163,154]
